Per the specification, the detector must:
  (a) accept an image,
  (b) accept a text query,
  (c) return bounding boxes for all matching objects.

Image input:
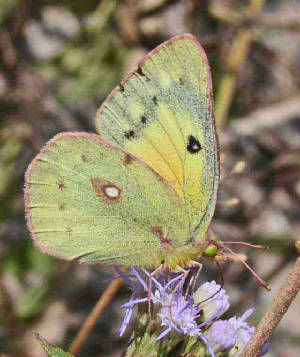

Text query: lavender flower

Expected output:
[155,281,205,332]
[204,307,269,356]
[228,309,256,356]
[117,268,267,357]
[203,309,254,355]
[117,269,215,356]
[193,281,230,320]
[154,278,200,339]
[205,320,237,353]
[153,275,215,356]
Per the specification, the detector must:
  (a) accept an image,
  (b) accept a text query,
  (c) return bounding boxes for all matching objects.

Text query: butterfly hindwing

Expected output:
[95,34,219,240]
[25,132,190,267]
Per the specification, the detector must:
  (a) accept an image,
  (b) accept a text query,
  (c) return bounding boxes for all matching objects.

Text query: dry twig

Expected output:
[241,241,300,357]
[69,277,124,355]
[230,95,300,135]
[209,1,300,31]
[213,0,265,129]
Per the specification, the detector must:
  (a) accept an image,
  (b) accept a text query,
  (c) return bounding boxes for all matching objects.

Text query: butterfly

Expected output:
[24,34,219,271]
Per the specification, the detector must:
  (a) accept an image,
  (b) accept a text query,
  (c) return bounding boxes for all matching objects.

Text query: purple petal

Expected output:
[114,266,134,286]
[198,313,218,329]
[120,307,133,337]
[163,273,184,291]
[196,332,215,357]
[156,327,172,341]
[141,268,163,290]
[258,342,270,356]
[241,308,255,322]
[131,267,148,291]
[121,297,148,309]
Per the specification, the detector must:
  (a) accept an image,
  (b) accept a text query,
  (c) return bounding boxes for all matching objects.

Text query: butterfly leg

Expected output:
[168,266,189,324]
[169,262,203,323]
[185,263,203,299]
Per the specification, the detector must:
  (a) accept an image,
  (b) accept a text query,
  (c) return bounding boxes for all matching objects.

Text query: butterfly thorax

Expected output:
[151,225,210,270]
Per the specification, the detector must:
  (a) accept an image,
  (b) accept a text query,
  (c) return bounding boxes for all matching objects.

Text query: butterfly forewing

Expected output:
[95,34,219,240]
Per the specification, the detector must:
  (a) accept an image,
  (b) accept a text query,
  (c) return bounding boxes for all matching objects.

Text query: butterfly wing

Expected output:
[95,34,219,240]
[24,132,190,267]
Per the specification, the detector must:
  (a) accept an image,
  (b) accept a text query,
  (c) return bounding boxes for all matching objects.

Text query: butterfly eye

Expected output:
[187,135,202,154]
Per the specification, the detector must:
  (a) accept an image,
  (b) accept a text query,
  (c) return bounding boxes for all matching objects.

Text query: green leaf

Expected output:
[124,312,183,357]
[180,336,207,357]
[35,333,74,357]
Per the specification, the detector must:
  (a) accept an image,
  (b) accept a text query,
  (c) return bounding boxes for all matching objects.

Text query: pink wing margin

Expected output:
[24,132,106,260]
[96,33,216,133]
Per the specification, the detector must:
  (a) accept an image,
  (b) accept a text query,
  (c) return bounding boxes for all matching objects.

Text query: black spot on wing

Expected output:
[81,155,88,163]
[66,227,72,239]
[141,115,147,124]
[124,130,135,139]
[137,66,145,76]
[124,154,133,165]
[137,66,150,81]
[59,203,66,210]
[58,182,65,190]
[152,96,158,105]
[187,135,202,154]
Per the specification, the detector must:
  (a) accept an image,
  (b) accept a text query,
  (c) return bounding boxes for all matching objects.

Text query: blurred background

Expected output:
[0,0,299,356]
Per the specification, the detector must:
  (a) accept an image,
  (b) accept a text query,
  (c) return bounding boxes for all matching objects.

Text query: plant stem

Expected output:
[241,241,300,357]
[69,276,124,355]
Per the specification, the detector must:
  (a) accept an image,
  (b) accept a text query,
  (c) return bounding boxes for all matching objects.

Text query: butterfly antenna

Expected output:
[222,241,268,250]
[220,243,271,291]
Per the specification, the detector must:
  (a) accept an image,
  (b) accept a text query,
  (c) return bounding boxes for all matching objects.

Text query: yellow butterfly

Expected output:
[24,34,219,270]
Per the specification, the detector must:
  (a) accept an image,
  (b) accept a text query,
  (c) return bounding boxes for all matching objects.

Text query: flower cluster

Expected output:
[117,268,268,357]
